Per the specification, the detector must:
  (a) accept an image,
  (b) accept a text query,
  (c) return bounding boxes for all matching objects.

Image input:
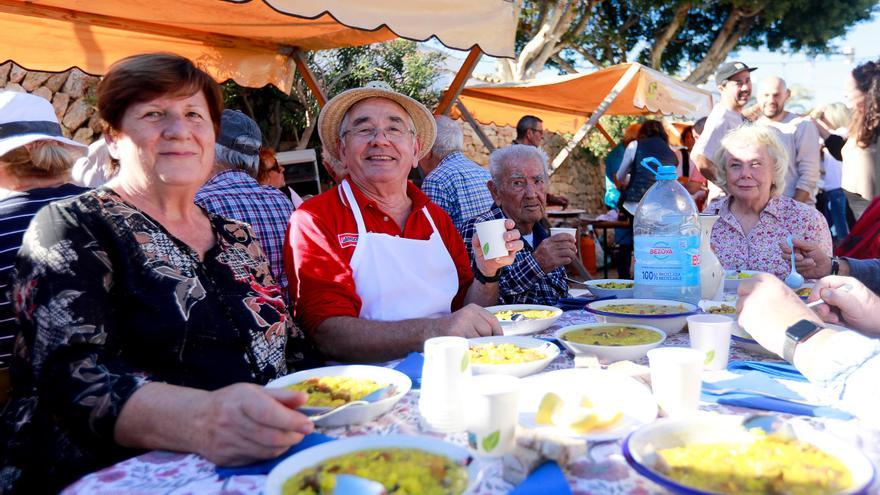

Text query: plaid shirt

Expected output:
[461,205,568,305]
[195,170,293,291]
[422,151,494,232]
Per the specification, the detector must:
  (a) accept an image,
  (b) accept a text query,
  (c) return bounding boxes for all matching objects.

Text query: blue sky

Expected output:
[432,10,880,113]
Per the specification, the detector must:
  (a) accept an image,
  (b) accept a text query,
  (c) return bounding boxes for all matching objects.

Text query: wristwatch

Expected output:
[473,264,501,284]
[830,256,840,276]
[783,319,823,363]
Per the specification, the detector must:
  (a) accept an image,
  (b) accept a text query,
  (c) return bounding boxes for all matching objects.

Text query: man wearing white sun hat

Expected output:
[285,82,524,362]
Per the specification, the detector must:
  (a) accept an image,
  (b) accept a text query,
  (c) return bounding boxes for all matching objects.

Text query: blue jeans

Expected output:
[823,188,849,241]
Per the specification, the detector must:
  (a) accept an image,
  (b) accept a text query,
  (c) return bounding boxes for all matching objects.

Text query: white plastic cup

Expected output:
[550,227,577,239]
[647,347,704,417]
[467,375,520,457]
[420,336,471,431]
[475,219,509,260]
[687,314,733,371]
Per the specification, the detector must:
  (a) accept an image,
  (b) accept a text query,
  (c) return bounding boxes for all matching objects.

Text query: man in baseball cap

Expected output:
[285,82,524,362]
[692,61,757,182]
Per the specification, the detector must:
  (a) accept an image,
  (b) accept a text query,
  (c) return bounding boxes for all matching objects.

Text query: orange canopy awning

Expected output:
[452,63,715,135]
[0,0,518,92]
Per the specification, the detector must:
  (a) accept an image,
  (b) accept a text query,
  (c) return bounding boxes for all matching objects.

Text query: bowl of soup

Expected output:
[583,278,635,298]
[555,323,666,362]
[723,269,763,292]
[584,298,698,335]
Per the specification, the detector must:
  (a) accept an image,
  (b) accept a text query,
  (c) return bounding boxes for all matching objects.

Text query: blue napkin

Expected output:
[727,360,807,382]
[702,372,852,419]
[215,432,336,479]
[394,351,424,389]
[510,461,571,495]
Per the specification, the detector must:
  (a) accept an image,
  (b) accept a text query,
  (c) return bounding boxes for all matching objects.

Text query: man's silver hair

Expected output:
[431,115,463,157]
[215,143,260,178]
[489,144,549,181]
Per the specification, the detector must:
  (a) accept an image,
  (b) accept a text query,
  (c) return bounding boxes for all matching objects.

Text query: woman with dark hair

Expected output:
[0,53,315,493]
[615,119,679,209]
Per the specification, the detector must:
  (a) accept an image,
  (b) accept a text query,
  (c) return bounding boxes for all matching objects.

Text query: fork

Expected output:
[702,386,821,406]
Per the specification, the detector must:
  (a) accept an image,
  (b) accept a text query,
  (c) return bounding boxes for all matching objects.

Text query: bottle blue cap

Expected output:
[656,165,677,180]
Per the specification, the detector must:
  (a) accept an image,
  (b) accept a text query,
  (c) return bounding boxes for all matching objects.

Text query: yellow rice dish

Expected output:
[796,287,812,298]
[597,303,688,315]
[282,448,469,495]
[595,281,634,289]
[655,431,852,495]
[727,271,755,280]
[494,309,556,321]
[707,304,736,314]
[287,376,386,407]
[469,343,546,364]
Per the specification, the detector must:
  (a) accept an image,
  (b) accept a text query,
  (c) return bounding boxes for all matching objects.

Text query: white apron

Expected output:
[341,180,459,321]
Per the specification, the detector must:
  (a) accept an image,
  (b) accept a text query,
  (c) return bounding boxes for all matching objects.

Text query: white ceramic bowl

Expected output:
[554,323,666,363]
[468,336,560,377]
[518,368,658,442]
[485,304,563,336]
[723,269,763,292]
[623,415,875,495]
[698,299,741,332]
[265,434,483,495]
[265,365,411,427]
[584,298,698,335]
[583,278,635,298]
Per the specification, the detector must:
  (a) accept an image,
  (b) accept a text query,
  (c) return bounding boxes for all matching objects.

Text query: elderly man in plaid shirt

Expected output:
[196,110,293,296]
[419,115,493,232]
[462,145,575,305]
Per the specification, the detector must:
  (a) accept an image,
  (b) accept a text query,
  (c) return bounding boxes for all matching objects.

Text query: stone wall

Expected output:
[457,120,606,215]
[0,63,102,144]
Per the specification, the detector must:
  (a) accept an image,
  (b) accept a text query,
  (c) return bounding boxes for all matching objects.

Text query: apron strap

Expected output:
[341,179,367,236]
[422,206,440,235]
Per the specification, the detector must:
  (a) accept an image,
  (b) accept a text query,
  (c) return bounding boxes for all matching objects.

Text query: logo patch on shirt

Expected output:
[338,233,359,248]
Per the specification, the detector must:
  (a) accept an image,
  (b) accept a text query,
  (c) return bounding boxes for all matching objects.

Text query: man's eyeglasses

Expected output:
[529,128,544,136]
[342,126,415,141]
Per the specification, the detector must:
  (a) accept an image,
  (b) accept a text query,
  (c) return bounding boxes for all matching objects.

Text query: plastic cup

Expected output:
[647,347,703,417]
[467,375,520,457]
[550,227,577,239]
[687,314,733,371]
[420,336,471,431]
[475,219,509,260]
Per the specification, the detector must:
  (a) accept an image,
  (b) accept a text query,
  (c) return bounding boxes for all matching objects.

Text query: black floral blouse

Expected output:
[0,188,314,493]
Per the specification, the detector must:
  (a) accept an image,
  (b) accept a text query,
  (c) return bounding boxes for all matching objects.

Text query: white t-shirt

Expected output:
[692,105,746,164]
[759,113,821,203]
[522,232,535,248]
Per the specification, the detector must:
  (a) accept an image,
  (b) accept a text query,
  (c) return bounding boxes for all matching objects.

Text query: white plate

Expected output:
[569,288,593,298]
[485,304,563,336]
[265,365,411,427]
[584,298,698,335]
[698,299,743,335]
[518,368,657,441]
[583,278,635,299]
[265,435,483,495]
[468,336,560,378]
[624,415,875,495]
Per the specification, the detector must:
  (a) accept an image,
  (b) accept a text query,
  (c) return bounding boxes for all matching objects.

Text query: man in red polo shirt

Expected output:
[284,82,523,362]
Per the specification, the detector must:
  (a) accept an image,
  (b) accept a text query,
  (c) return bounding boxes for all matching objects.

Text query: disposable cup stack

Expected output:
[419,336,471,432]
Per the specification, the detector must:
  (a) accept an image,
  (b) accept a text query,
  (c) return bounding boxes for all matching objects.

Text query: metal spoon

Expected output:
[805,283,854,309]
[784,236,805,289]
[308,385,392,422]
[333,474,386,495]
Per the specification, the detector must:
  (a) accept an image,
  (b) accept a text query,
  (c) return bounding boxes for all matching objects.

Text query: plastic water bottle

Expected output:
[632,158,701,304]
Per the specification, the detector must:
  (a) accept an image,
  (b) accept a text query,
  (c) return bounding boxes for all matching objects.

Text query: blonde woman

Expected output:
[705,124,831,278]
[816,102,852,241]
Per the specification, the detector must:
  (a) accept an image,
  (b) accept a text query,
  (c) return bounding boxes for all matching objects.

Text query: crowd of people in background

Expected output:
[0,50,879,493]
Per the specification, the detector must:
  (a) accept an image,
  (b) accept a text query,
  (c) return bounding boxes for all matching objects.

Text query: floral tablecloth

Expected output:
[63,310,880,495]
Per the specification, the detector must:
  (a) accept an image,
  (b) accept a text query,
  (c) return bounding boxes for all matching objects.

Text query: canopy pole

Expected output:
[292,49,327,108]
[549,63,641,174]
[435,47,482,116]
[595,123,616,147]
[455,99,496,153]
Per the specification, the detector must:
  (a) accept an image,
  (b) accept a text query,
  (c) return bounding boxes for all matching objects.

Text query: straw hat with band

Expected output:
[318,81,436,162]
[0,91,87,158]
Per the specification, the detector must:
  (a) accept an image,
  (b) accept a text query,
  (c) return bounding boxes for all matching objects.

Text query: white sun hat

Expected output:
[0,91,87,158]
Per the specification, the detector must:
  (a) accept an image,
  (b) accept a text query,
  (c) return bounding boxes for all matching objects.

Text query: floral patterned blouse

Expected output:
[0,188,315,493]
[705,195,832,278]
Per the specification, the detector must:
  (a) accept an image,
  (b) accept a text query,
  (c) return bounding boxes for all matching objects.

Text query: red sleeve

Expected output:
[286,207,361,335]
[431,204,474,311]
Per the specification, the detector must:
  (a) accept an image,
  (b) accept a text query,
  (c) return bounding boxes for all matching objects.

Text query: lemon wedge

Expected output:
[536,392,564,425]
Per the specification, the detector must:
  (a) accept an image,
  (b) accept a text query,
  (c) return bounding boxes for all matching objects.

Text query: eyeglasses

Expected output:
[342,125,415,141]
[529,128,544,136]
[270,163,283,173]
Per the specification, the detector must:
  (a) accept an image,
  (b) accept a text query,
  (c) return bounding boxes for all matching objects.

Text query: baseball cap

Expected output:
[216,109,261,156]
[715,61,757,84]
